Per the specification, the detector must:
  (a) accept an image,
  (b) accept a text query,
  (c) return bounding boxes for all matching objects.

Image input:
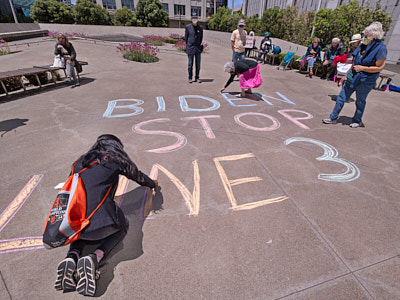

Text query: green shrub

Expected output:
[165,38,181,44]
[25,73,50,86]
[0,77,22,94]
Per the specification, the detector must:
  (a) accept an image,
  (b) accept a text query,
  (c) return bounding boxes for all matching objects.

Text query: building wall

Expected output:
[242,0,400,64]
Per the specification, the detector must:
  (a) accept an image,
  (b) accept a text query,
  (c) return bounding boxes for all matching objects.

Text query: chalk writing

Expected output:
[213,153,288,211]
[103,99,144,118]
[150,162,200,216]
[0,175,44,254]
[277,109,313,130]
[179,95,220,112]
[284,137,360,182]
[234,112,280,131]
[133,118,187,153]
[182,115,221,139]
[103,92,296,118]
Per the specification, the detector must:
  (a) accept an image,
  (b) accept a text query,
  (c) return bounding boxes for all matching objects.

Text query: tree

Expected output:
[135,0,168,27]
[114,6,140,26]
[313,1,392,49]
[114,7,140,26]
[74,0,111,25]
[30,0,74,24]
[245,14,262,35]
[208,6,231,31]
[260,6,284,38]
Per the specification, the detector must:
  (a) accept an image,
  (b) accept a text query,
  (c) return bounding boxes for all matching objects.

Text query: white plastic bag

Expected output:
[51,55,65,68]
[336,62,352,78]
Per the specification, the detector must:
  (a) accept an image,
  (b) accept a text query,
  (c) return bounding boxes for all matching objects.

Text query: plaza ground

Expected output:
[0,26,399,299]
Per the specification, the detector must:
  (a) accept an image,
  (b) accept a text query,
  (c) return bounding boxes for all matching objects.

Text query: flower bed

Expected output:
[165,33,184,44]
[173,40,209,53]
[0,39,10,55]
[117,42,159,63]
[142,35,165,46]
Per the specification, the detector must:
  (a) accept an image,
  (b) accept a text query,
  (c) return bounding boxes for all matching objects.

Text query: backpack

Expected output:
[272,46,281,55]
[43,158,112,249]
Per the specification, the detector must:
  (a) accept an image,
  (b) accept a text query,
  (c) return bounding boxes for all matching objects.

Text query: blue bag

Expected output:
[272,46,281,55]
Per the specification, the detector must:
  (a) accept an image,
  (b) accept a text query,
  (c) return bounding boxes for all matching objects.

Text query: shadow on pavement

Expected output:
[0,77,95,103]
[94,186,164,297]
[0,118,29,137]
[337,116,353,126]
[328,94,354,103]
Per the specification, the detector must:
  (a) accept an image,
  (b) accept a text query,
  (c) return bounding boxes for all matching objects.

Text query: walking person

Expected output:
[322,22,387,128]
[231,19,247,63]
[55,33,79,86]
[185,12,203,83]
[53,134,158,296]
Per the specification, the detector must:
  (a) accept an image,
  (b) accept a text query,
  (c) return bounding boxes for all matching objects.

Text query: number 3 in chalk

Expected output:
[284,137,360,182]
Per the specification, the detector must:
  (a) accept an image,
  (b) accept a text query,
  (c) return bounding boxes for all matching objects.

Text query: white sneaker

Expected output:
[349,122,362,128]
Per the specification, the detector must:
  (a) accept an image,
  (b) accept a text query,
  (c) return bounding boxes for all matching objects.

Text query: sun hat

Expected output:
[350,33,361,44]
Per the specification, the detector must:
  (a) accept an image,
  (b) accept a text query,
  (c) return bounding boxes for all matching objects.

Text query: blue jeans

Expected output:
[306,56,317,72]
[232,51,245,63]
[188,53,201,80]
[329,79,375,123]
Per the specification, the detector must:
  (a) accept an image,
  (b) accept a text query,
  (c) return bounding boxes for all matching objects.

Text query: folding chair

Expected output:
[276,52,296,71]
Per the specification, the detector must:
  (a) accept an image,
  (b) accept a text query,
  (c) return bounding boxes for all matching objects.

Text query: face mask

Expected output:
[192,19,198,24]
[361,35,373,45]
[238,26,244,31]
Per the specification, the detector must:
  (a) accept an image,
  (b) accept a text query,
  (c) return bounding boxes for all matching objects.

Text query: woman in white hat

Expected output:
[323,22,387,128]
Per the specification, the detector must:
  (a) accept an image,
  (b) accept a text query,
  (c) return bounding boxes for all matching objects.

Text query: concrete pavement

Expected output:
[0,27,400,299]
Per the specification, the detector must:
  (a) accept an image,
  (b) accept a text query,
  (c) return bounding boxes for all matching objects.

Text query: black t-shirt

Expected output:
[224,59,258,88]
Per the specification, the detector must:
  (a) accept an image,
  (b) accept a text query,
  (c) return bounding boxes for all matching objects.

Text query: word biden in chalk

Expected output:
[103,92,297,118]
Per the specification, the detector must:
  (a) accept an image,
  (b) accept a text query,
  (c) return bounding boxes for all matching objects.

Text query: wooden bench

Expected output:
[0,61,88,96]
[0,66,61,96]
[375,73,393,90]
[265,53,280,65]
[38,61,88,80]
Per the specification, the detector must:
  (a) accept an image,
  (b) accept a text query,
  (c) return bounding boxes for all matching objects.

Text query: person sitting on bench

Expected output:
[55,33,79,86]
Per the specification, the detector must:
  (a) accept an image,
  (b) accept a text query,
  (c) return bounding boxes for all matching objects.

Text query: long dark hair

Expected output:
[76,134,134,173]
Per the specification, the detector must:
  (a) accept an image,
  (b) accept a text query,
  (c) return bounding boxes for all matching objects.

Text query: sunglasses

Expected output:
[238,25,244,27]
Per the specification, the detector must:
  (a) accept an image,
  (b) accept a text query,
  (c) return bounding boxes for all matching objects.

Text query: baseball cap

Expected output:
[238,19,245,26]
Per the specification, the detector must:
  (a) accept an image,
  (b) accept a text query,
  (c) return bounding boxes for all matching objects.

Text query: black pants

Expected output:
[68,207,128,260]
[321,62,336,79]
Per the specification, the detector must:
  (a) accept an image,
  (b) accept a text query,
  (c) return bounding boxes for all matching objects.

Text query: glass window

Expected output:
[191,6,201,17]
[162,3,169,13]
[174,4,185,15]
[121,0,134,10]
[102,0,116,9]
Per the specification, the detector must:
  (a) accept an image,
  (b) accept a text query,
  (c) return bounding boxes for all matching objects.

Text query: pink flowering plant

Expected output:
[173,40,186,51]
[117,42,159,63]
[0,39,10,55]
[173,40,209,53]
[142,35,165,46]
[165,33,184,44]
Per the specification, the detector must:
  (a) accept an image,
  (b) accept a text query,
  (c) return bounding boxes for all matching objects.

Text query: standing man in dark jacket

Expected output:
[185,12,203,83]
